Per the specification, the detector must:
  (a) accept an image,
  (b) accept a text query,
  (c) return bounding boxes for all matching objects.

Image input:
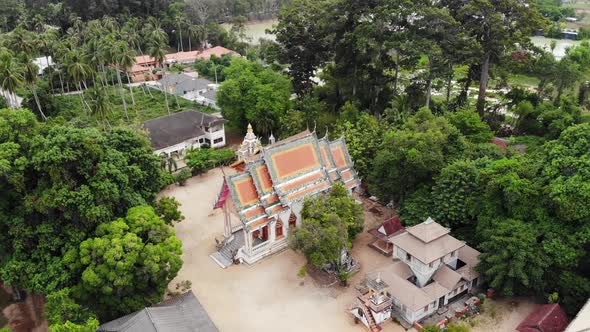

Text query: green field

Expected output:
[52,87,215,128]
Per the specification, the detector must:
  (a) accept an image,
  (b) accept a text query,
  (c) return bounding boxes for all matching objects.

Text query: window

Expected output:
[213,137,223,144]
[204,138,211,145]
[424,305,428,313]
[406,253,411,261]
[451,251,456,257]
[429,262,433,268]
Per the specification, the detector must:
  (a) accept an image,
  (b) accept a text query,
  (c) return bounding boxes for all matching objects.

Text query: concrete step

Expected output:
[210,251,233,269]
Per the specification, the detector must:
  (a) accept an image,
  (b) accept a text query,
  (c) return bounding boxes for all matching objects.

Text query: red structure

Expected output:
[516,304,571,332]
[368,216,405,256]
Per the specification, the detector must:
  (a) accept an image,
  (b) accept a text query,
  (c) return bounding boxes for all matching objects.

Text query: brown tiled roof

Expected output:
[422,282,450,299]
[456,265,480,281]
[432,265,462,290]
[406,217,450,243]
[373,262,434,311]
[458,245,480,267]
[391,231,464,264]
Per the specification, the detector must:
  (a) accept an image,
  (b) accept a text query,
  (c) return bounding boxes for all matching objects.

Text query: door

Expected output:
[276,220,284,239]
[438,296,445,308]
[262,225,269,241]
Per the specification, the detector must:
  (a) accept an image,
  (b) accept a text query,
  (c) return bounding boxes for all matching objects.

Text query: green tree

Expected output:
[432,159,484,229]
[0,117,164,295]
[369,108,466,202]
[291,183,363,271]
[0,51,23,109]
[45,288,94,326]
[477,218,548,296]
[273,0,331,94]
[21,53,47,120]
[218,58,292,134]
[154,197,185,224]
[66,206,183,319]
[444,0,545,115]
[334,112,384,179]
[185,147,235,175]
[49,318,100,332]
[447,110,493,144]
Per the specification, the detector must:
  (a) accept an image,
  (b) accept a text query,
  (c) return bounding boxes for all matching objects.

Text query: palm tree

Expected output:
[64,49,92,113]
[160,152,179,173]
[118,45,136,107]
[21,53,47,120]
[0,52,24,109]
[87,86,112,130]
[39,30,58,92]
[148,37,170,115]
[187,24,204,52]
[112,42,130,122]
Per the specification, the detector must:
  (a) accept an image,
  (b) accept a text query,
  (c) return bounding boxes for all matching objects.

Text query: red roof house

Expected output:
[517,304,571,332]
[368,216,405,256]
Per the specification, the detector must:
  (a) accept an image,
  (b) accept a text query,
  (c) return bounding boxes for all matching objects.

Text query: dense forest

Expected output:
[0,0,588,329]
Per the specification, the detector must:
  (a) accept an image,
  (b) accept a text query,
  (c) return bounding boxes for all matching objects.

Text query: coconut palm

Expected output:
[147,37,170,115]
[118,45,136,107]
[187,24,204,52]
[39,30,58,92]
[87,86,112,130]
[64,49,93,113]
[0,52,24,109]
[112,41,131,121]
[21,53,47,121]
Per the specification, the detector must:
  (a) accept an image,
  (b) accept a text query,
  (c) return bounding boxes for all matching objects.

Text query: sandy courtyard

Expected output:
[161,168,407,332]
[161,168,534,332]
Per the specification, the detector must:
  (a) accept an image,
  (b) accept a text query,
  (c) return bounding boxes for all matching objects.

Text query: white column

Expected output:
[269,220,276,244]
[244,229,253,255]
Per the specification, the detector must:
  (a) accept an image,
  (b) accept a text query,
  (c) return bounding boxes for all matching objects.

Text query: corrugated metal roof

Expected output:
[98,291,218,332]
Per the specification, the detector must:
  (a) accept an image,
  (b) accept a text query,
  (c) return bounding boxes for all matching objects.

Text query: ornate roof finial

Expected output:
[247,123,253,132]
[324,126,329,139]
[269,132,276,145]
[313,120,317,133]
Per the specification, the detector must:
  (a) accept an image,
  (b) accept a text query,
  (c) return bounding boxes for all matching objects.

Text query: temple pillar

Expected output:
[269,220,276,244]
[244,229,253,255]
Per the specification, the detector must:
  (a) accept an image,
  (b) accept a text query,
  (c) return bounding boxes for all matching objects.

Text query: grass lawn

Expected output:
[507,74,540,88]
[52,86,216,128]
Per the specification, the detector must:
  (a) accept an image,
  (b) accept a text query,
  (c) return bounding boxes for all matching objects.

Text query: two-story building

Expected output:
[351,217,481,330]
[142,110,227,158]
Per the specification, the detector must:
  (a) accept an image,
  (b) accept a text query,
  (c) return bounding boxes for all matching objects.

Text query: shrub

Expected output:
[175,169,192,186]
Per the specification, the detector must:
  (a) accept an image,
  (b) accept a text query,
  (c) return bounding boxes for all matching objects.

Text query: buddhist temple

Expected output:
[211,128,361,266]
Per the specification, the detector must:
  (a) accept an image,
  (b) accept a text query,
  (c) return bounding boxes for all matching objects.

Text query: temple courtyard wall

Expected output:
[160,167,535,332]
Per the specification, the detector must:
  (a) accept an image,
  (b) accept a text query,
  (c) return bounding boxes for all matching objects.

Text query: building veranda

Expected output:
[210,127,361,267]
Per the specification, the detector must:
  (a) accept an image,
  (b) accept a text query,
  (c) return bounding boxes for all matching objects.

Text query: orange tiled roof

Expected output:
[226,131,360,228]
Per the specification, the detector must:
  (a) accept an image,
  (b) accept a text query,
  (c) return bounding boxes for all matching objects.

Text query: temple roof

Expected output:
[226,130,360,229]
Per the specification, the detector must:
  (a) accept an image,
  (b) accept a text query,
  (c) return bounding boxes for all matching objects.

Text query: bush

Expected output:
[185,148,236,175]
[175,169,192,186]
[297,266,307,278]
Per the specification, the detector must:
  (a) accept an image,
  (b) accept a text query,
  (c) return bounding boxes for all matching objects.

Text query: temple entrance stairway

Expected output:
[210,231,245,268]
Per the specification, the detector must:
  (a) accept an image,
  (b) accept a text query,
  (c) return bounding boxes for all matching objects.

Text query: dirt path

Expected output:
[162,168,407,332]
[471,298,537,332]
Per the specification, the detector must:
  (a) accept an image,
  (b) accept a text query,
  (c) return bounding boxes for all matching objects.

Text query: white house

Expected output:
[351,218,482,330]
[142,110,227,158]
